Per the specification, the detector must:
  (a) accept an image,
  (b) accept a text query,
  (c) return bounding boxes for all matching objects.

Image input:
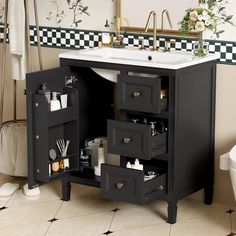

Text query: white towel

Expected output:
[8,0,28,80]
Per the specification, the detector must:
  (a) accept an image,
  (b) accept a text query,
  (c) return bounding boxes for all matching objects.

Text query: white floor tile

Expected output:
[170,213,231,236]
[6,181,61,208]
[0,222,51,236]
[57,195,117,218]
[0,200,62,229]
[111,223,170,236]
[110,201,167,232]
[176,198,230,221]
[46,212,114,236]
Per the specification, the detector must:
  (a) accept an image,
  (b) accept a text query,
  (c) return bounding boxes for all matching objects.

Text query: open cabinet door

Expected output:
[26,67,79,189]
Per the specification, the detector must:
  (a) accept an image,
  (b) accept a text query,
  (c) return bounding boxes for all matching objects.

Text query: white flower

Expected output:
[190,10,198,21]
[195,21,205,31]
[198,14,203,21]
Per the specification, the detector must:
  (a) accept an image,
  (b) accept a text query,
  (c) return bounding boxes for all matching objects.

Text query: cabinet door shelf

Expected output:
[48,106,78,127]
[49,153,78,164]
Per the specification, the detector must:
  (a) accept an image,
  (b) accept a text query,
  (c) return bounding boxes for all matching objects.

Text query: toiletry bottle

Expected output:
[85,140,92,166]
[132,159,143,171]
[126,161,132,168]
[98,140,105,167]
[50,92,61,112]
[80,149,90,176]
[37,83,51,110]
[150,122,157,136]
[101,19,112,46]
[59,159,65,170]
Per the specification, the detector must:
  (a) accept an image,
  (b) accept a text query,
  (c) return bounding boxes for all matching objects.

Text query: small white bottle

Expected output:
[132,159,143,171]
[126,161,132,168]
[50,92,61,112]
[94,140,105,176]
[98,140,105,166]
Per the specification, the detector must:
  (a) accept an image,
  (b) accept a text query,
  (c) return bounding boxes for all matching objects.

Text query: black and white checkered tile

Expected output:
[1,24,236,65]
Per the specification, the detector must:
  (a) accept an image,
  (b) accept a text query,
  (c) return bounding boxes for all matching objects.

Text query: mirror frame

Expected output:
[116,0,202,37]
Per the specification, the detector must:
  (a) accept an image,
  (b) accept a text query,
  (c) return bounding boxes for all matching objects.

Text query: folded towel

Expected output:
[8,0,28,80]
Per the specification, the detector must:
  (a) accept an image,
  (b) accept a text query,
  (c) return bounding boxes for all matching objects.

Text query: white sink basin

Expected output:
[59,47,218,82]
[79,47,194,65]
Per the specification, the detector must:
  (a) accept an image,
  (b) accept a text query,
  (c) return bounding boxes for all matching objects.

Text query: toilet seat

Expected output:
[229,145,236,169]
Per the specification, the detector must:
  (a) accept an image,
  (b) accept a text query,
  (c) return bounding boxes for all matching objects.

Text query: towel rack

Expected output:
[0,0,43,125]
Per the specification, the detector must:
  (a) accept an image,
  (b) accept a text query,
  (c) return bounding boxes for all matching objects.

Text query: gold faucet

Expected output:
[144,11,157,51]
[161,9,173,30]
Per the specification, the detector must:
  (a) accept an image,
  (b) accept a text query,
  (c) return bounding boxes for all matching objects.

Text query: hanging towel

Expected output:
[0,122,27,177]
[8,0,28,80]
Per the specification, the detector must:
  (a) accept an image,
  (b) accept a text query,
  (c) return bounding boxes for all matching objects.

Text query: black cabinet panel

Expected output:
[26,67,79,188]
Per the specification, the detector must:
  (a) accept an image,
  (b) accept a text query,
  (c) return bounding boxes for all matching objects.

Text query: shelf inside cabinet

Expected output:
[50,167,78,180]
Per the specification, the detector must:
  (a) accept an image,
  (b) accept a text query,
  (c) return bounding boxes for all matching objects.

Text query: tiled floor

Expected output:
[0,174,235,236]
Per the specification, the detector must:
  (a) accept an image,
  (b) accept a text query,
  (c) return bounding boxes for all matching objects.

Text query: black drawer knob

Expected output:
[132,91,141,98]
[116,182,125,189]
[123,137,131,144]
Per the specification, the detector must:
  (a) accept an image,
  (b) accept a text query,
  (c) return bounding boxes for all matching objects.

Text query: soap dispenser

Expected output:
[50,92,61,112]
[101,19,112,46]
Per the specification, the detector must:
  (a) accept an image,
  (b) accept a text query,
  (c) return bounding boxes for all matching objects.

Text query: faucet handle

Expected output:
[138,37,145,50]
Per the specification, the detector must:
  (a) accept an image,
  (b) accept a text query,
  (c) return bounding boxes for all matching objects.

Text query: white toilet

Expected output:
[229,145,236,200]
[220,145,236,200]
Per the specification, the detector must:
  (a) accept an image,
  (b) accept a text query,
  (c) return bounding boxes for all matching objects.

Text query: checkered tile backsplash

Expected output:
[1,24,236,64]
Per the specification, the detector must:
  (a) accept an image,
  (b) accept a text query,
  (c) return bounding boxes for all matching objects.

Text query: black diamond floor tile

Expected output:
[111,207,120,213]
[226,209,235,214]
[48,218,58,223]
[103,230,113,235]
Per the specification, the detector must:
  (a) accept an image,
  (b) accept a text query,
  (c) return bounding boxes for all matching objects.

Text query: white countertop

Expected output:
[59,47,219,70]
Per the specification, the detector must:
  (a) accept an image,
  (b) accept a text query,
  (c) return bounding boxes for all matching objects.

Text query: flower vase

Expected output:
[193,34,208,57]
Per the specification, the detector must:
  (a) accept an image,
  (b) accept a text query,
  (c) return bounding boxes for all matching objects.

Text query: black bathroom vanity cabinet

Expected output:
[26,52,217,224]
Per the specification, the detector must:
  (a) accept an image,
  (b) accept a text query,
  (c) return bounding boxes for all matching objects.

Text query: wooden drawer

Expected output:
[101,164,166,204]
[117,74,167,114]
[107,120,167,160]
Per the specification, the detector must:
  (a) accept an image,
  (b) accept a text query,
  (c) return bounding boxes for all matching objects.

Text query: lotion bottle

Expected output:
[50,92,61,112]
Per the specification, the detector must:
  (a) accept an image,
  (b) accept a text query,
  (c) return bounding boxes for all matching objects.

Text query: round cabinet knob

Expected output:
[158,185,164,191]
[132,91,141,98]
[116,182,125,189]
[123,137,131,144]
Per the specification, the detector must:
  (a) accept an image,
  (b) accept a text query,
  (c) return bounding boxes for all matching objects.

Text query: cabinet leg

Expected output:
[204,186,213,205]
[167,202,177,224]
[62,179,71,201]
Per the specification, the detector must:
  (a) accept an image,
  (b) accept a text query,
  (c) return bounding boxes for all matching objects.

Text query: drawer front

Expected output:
[107,120,167,160]
[101,164,144,204]
[101,164,167,204]
[117,75,163,113]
